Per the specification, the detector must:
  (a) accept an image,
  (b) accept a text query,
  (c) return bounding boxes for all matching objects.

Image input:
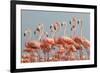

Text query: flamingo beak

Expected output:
[77,20,79,24]
[34,31,36,35]
[71,27,73,31]
[50,26,52,29]
[24,33,26,36]
[61,23,63,26]
[46,34,48,37]
[69,21,71,24]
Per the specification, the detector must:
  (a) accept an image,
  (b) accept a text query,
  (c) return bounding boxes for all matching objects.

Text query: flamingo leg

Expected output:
[47,51,50,61]
[37,49,41,62]
[43,51,47,62]
[84,48,90,60]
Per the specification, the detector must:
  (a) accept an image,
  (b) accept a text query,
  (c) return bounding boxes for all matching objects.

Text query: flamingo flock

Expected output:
[21,16,90,63]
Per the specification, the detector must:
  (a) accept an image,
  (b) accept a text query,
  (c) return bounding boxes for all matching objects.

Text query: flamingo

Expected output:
[71,17,90,60]
[34,24,55,61]
[55,37,79,60]
[22,19,90,62]
[24,28,32,41]
[69,17,84,60]
[72,36,90,60]
[56,45,67,61]
[24,27,42,62]
[25,24,55,62]
[50,21,78,60]
[71,16,78,37]
[51,20,82,60]
[50,21,61,38]
[40,32,55,61]
[72,36,90,49]
[50,20,87,60]
[49,22,67,61]
[78,18,90,49]
[23,28,34,62]
[34,24,44,41]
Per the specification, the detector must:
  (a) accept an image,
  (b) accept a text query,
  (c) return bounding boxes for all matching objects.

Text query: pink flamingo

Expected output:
[34,24,55,61]
[71,17,90,60]
[24,27,42,62]
[40,32,55,61]
[70,16,78,37]
[25,24,55,62]
[50,21,78,60]
[56,45,67,61]
[50,21,61,38]
[55,37,79,60]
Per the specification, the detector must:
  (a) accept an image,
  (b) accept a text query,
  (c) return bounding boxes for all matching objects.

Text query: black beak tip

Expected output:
[77,21,79,24]
[47,35,48,37]
[71,28,72,31]
[34,31,36,34]
[50,26,52,29]
[24,33,26,36]
[61,23,63,26]
[69,21,71,24]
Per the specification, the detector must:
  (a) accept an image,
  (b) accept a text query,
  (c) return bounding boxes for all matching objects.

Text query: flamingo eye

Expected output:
[46,34,48,37]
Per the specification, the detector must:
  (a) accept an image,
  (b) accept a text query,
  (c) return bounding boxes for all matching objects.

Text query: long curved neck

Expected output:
[27,29,32,41]
[64,23,67,37]
[71,17,77,38]
[38,31,44,41]
[80,18,83,38]
[50,28,56,39]
[37,24,44,41]
[24,29,32,45]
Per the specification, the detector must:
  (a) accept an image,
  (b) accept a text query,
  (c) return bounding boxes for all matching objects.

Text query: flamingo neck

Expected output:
[64,24,67,37]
